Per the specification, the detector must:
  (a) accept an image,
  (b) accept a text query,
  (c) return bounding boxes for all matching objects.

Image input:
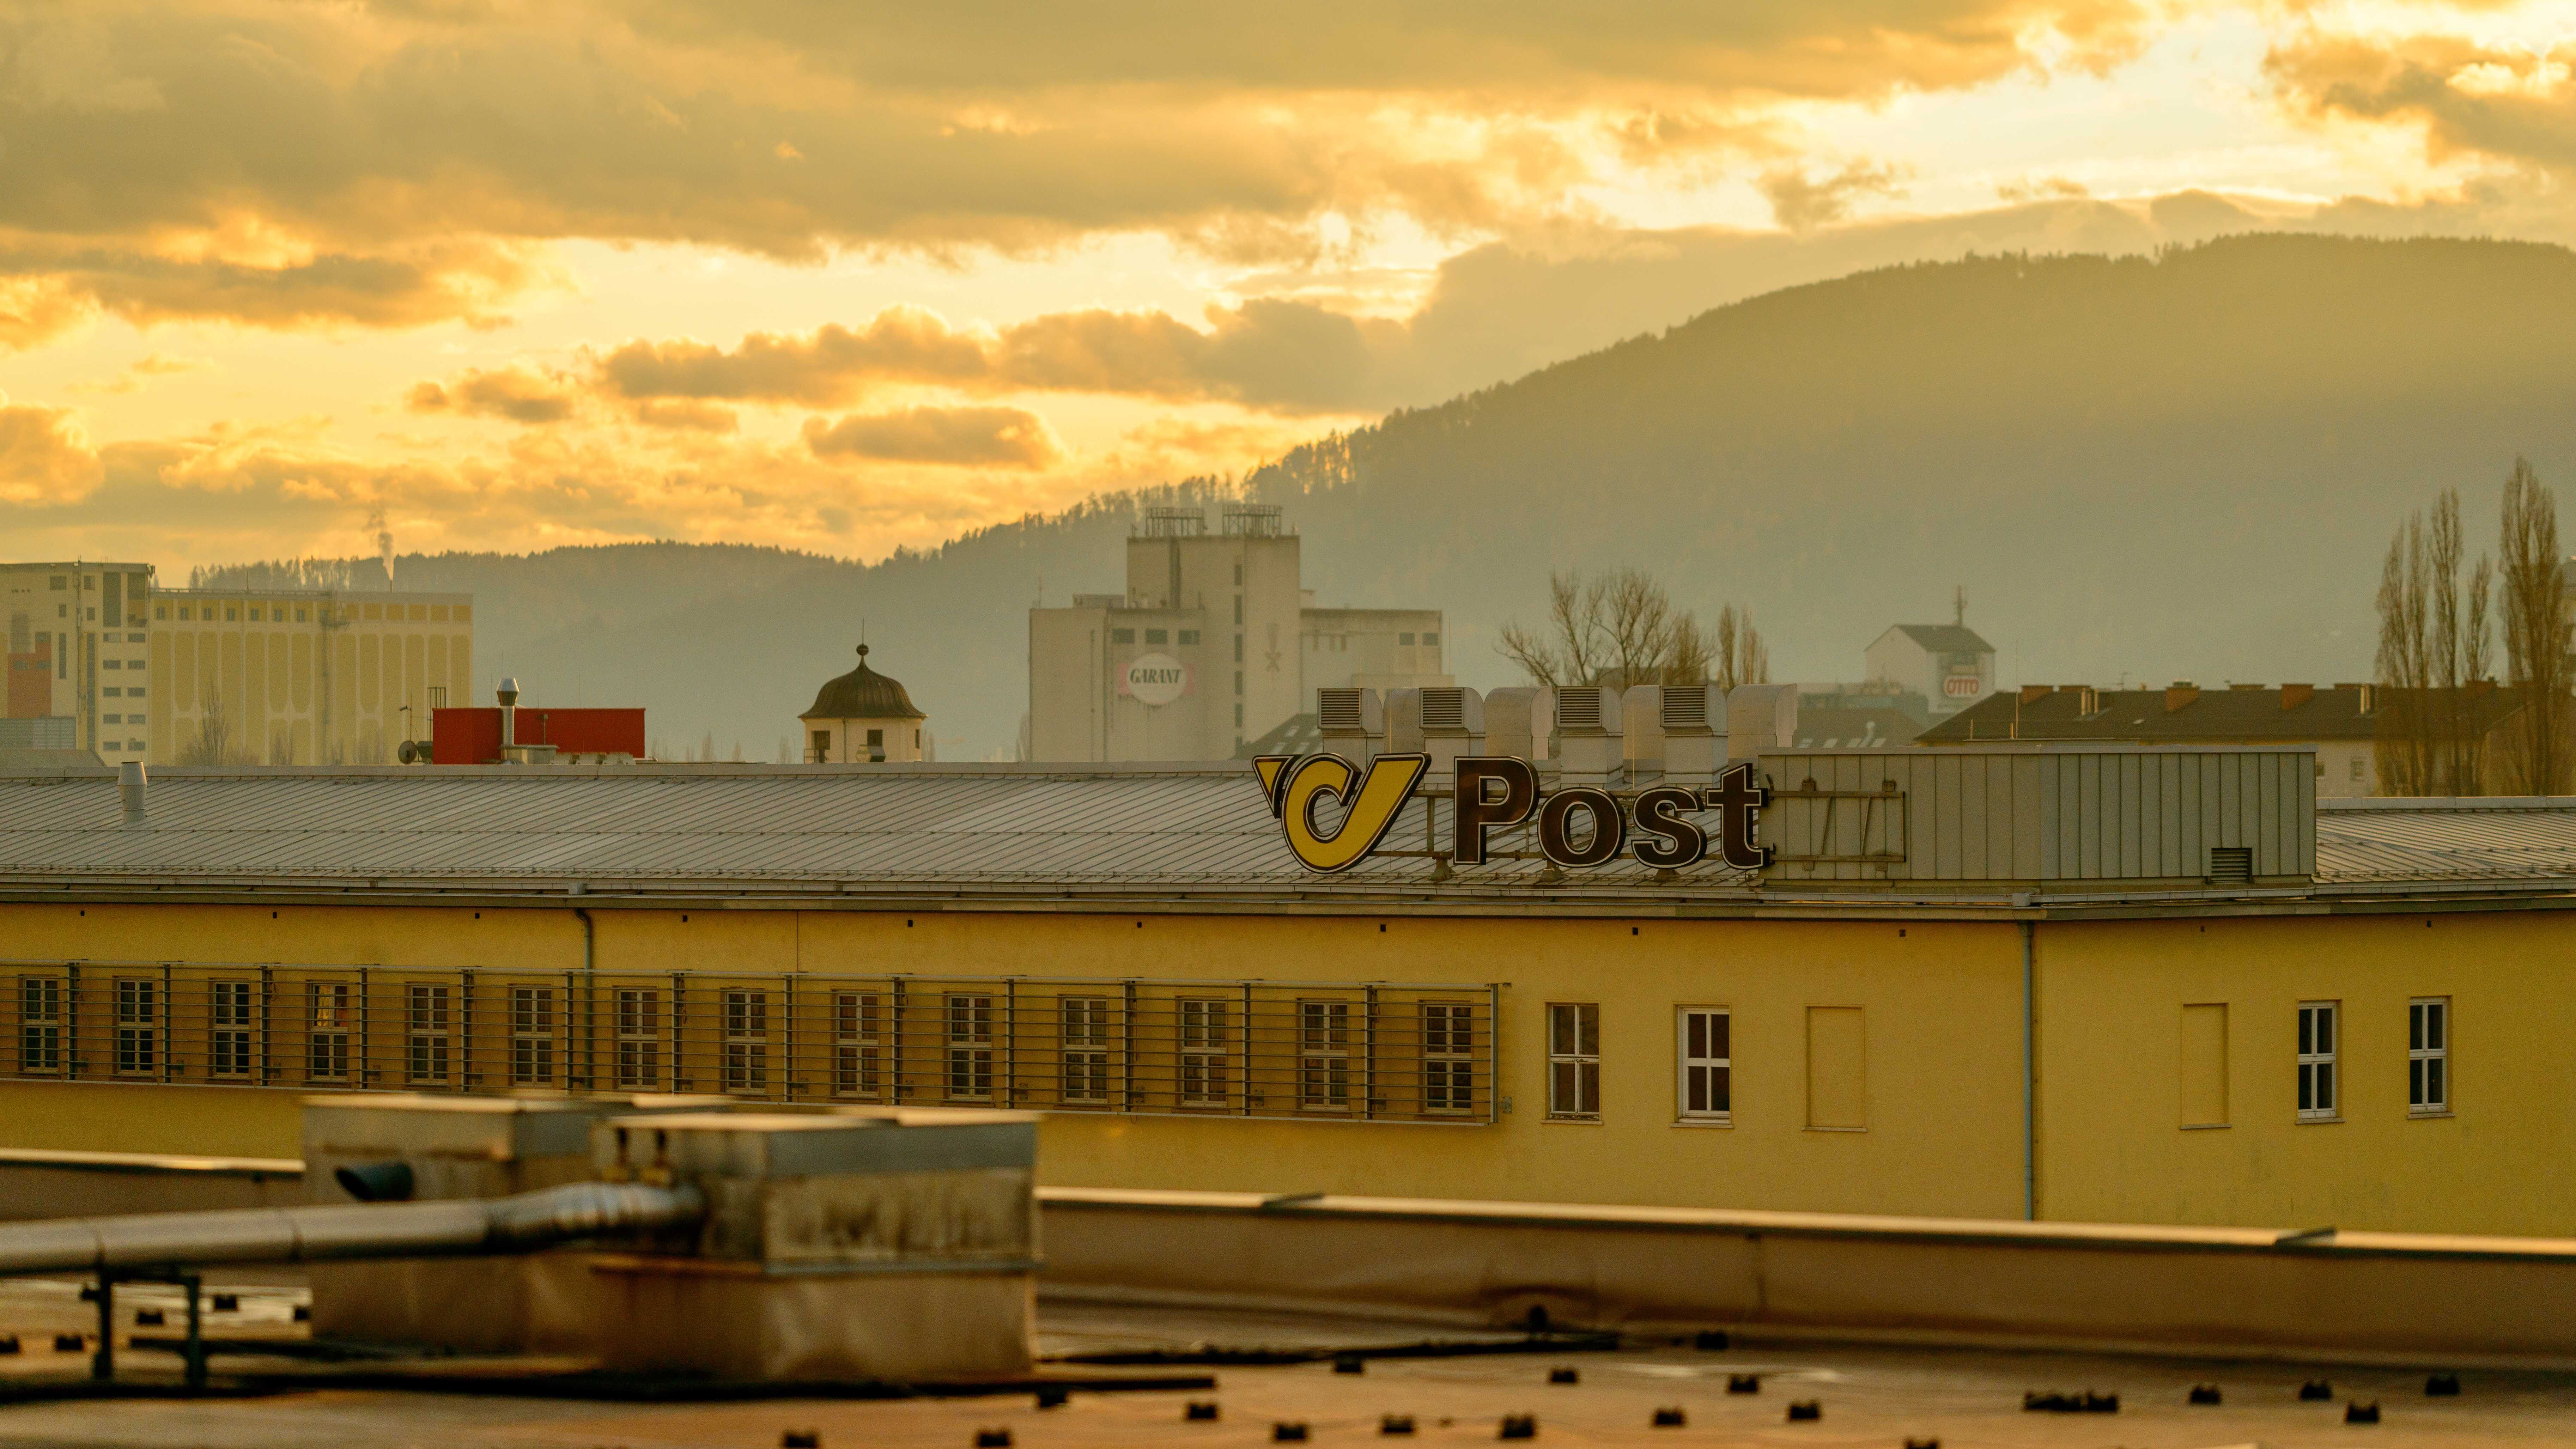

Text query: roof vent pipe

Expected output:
[118,761,145,824]
[497,676,520,747]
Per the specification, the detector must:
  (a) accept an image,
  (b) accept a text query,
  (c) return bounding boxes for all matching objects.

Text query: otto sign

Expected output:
[1122,652,1190,707]
[1943,676,1983,698]
[1251,754,1774,875]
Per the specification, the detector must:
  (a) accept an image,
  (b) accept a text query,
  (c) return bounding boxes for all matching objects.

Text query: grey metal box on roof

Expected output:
[598,1110,1039,1179]
[1754,745,2316,890]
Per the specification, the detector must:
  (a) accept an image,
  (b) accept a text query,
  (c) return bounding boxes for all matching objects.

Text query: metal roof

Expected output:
[0,764,2571,913]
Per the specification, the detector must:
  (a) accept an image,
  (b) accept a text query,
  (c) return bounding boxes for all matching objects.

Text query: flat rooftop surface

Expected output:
[4,1283,2576,1447]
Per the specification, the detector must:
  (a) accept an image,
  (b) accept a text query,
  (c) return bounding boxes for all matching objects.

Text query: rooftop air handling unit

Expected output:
[1554,686,1624,784]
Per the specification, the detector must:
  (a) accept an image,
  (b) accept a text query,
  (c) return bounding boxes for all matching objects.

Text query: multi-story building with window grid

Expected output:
[2,750,2576,1240]
[1027,506,1449,761]
[1,560,475,766]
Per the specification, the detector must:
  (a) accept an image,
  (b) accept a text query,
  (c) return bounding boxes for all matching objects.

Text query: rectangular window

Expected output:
[1423,1001,1476,1114]
[1677,1007,1730,1121]
[1423,632,1440,646]
[1298,999,1350,1110]
[1144,628,1167,645]
[2410,997,2449,1114]
[831,991,880,1097]
[722,989,768,1092]
[1178,630,1199,645]
[945,993,994,1101]
[1234,670,1243,695]
[2181,1003,2228,1127]
[1399,632,1415,645]
[2297,1000,2338,1121]
[17,977,61,1073]
[1178,997,1228,1107]
[809,729,830,760]
[865,727,883,747]
[1111,627,1135,644]
[111,979,157,1076]
[615,988,661,1089]
[510,986,555,1085]
[406,984,451,1084]
[308,982,352,1082]
[1232,634,1243,662]
[1061,996,1111,1104]
[210,980,254,1079]
[1233,596,1244,625]
[1547,1003,1600,1118]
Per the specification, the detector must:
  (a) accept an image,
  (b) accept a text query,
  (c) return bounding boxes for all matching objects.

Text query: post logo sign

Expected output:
[1121,653,1190,707]
[1250,754,1774,876]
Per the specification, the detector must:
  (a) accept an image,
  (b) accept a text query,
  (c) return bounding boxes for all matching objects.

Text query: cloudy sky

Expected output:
[4,0,2574,576]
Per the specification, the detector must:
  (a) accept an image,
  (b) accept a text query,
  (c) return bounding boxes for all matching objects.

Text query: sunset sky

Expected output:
[8,0,2576,576]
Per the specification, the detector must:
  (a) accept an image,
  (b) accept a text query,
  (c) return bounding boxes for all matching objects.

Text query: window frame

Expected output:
[2296,999,2339,1122]
[1060,996,1112,1105]
[1675,1006,1731,1124]
[614,987,662,1090]
[16,976,62,1076]
[722,988,770,1093]
[1297,998,1351,1112]
[2409,996,2450,1116]
[1177,997,1229,1108]
[1421,1000,1477,1115]
[405,983,452,1085]
[509,985,557,1086]
[209,979,254,1080]
[112,976,158,1077]
[306,981,353,1084]
[831,990,881,1099]
[943,992,995,1102]
[1547,1002,1601,1120]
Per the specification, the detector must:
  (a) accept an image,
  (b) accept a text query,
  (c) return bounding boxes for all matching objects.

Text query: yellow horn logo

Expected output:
[1263,752,1429,873]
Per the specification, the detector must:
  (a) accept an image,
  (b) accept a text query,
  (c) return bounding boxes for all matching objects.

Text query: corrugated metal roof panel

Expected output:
[4,765,2572,904]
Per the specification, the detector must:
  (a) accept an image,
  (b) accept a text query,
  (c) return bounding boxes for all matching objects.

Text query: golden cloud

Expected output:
[2268,32,2576,176]
[803,406,1063,468]
[406,365,584,424]
[0,397,105,505]
[0,0,2163,345]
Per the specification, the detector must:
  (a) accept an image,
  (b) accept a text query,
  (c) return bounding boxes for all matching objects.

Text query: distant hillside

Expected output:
[202,235,2576,760]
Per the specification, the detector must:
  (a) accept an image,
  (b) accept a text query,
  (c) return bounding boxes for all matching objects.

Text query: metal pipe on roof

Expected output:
[2022,919,2037,1223]
[0,1180,701,1276]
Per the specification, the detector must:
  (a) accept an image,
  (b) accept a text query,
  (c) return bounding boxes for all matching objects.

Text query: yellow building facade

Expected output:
[148,587,474,765]
[0,751,2565,1237]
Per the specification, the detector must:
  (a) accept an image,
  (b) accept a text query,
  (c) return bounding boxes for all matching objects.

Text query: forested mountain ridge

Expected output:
[203,235,2576,760]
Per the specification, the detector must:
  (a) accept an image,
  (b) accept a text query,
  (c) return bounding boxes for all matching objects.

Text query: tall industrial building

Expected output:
[1027,506,1448,761]
[2,561,475,766]
[149,586,475,764]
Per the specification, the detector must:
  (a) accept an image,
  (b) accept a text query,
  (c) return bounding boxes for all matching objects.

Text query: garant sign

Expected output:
[1251,754,1773,875]
[1121,652,1190,707]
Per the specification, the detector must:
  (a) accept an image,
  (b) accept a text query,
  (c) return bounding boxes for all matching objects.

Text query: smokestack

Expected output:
[369,503,395,590]
[119,761,146,824]
[497,677,520,748]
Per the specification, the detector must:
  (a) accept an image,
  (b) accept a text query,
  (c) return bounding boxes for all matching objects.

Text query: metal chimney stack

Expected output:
[118,761,146,824]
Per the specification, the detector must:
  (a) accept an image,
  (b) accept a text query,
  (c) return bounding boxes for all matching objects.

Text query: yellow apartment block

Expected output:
[0,749,2567,1236]
[146,587,474,765]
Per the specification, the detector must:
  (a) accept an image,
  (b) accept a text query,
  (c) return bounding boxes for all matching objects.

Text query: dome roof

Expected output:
[802,645,925,720]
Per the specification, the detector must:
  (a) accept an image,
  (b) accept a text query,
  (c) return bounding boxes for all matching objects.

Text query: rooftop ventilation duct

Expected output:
[1554,686,1624,784]
[118,761,145,825]
[1635,685,1728,784]
[1384,688,1424,756]
[1726,685,1799,761]
[1481,688,1551,763]
[1416,687,1485,781]
[1316,687,1384,763]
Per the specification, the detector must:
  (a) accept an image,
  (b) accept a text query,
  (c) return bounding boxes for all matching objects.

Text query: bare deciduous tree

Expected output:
[1497,568,1767,691]
[2377,486,2495,795]
[2498,458,2572,794]
[177,695,254,766]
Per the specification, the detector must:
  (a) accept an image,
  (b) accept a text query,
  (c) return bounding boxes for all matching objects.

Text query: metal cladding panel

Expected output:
[1755,747,2316,889]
